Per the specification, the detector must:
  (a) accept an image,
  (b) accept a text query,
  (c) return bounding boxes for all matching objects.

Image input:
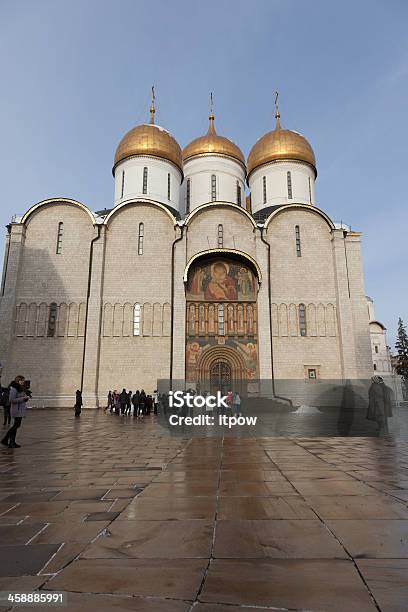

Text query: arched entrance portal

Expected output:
[210,361,231,395]
[197,345,247,394]
[185,254,260,394]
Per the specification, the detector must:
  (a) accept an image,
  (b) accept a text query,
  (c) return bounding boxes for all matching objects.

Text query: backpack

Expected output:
[0,387,10,407]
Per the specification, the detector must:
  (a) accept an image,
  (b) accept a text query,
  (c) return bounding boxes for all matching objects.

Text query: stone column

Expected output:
[81,225,106,408]
[0,224,25,383]
[171,226,186,388]
[331,228,358,379]
[345,232,373,379]
[256,230,274,398]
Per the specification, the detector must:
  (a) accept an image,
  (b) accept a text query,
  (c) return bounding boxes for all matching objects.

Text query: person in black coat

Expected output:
[119,389,128,415]
[74,390,83,417]
[132,390,140,417]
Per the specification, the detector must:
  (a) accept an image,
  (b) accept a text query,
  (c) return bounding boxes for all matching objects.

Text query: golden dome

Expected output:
[247,112,316,177]
[183,113,245,167]
[113,103,182,173]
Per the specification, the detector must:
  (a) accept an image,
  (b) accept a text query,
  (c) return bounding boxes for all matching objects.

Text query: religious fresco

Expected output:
[185,337,259,384]
[186,260,256,302]
[185,258,260,389]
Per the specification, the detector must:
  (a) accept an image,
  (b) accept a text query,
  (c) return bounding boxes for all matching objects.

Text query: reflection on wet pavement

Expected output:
[1,409,408,611]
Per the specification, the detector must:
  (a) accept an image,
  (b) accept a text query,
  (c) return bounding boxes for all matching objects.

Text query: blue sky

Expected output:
[0,0,407,345]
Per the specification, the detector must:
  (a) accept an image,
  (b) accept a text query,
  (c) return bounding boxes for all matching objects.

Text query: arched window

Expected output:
[295,225,301,257]
[308,176,312,204]
[211,174,217,201]
[287,171,293,199]
[142,167,148,194]
[186,178,191,214]
[138,222,144,255]
[218,224,223,248]
[121,170,125,198]
[167,173,171,200]
[236,181,242,206]
[133,304,141,336]
[218,303,225,336]
[263,176,267,204]
[299,303,307,336]
[47,302,58,337]
[56,222,63,254]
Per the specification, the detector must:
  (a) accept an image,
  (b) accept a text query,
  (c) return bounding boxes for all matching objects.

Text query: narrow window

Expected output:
[121,170,125,198]
[167,173,171,200]
[138,222,144,255]
[142,167,148,194]
[56,222,63,254]
[308,368,316,379]
[375,345,379,353]
[295,225,301,257]
[47,302,57,337]
[299,303,307,336]
[236,181,242,206]
[186,178,191,214]
[211,174,217,201]
[263,176,267,204]
[218,224,223,248]
[287,171,293,199]
[133,304,141,336]
[373,363,377,371]
[218,303,225,336]
[308,176,312,204]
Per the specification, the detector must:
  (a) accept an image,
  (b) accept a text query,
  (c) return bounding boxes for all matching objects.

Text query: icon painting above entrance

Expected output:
[185,254,260,393]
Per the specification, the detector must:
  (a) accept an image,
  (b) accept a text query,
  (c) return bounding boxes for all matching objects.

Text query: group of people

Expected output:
[107,389,158,416]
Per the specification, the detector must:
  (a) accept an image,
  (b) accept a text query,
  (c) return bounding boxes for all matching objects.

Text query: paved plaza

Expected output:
[1,410,408,611]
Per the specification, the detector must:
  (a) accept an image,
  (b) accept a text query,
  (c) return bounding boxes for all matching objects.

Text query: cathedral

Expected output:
[0,95,377,408]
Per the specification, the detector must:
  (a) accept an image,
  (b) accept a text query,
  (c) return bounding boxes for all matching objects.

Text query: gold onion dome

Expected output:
[183,112,245,167]
[113,98,183,172]
[247,109,316,177]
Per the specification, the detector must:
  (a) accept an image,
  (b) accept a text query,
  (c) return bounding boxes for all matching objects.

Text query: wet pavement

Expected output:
[1,410,408,611]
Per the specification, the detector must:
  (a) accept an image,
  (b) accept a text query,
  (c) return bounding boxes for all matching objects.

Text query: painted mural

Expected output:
[187,260,256,302]
[185,259,260,387]
[185,337,259,383]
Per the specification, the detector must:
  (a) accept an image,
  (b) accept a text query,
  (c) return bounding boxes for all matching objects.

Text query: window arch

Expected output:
[47,302,58,337]
[211,174,217,201]
[133,304,141,336]
[218,224,223,248]
[121,170,125,198]
[218,303,225,335]
[142,167,148,194]
[295,225,301,257]
[138,222,144,255]
[287,171,293,199]
[186,178,191,214]
[56,222,63,254]
[263,176,267,204]
[299,303,307,336]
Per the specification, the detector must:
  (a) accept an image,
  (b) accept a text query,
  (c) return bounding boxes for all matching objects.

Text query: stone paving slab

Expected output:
[1,411,408,610]
[199,558,378,611]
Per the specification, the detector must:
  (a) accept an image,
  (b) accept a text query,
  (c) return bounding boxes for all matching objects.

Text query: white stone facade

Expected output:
[0,121,379,408]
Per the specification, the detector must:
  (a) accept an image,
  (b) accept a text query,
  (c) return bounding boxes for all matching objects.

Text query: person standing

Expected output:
[139,390,146,417]
[119,389,128,415]
[233,391,241,416]
[153,390,158,415]
[367,376,393,435]
[1,385,11,427]
[132,390,140,417]
[107,390,113,411]
[126,390,132,415]
[1,375,29,448]
[74,390,83,417]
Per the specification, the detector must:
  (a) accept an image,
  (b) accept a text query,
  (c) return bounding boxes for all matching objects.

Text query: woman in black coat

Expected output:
[74,390,83,417]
